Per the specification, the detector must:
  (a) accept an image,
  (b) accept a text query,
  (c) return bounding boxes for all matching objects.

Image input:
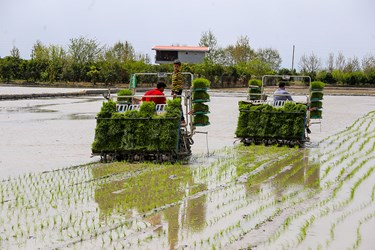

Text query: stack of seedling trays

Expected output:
[248,79,262,101]
[92,99,182,160]
[235,101,307,145]
[191,78,211,126]
[309,81,325,119]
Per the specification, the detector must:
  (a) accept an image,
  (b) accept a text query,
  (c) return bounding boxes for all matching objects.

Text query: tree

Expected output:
[327,53,335,72]
[47,45,66,82]
[215,47,234,66]
[67,36,103,81]
[299,52,321,75]
[335,52,346,71]
[105,41,135,62]
[344,56,360,72]
[246,59,274,77]
[226,35,254,64]
[0,57,14,82]
[0,46,22,82]
[256,48,281,71]
[361,54,375,74]
[199,30,219,63]
[30,40,49,81]
[31,40,49,61]
[10,46,20,59]
[9,46,22,79]
[68,36,103,64]
[134,52,151,64]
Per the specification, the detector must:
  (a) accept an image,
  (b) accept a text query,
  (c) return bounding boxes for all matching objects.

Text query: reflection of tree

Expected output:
[92,163,207,248]
[93,165,193,216]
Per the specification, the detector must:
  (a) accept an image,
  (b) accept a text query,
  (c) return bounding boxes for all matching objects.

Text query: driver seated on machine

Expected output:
[141,82,167,105]
[273,81,293,102]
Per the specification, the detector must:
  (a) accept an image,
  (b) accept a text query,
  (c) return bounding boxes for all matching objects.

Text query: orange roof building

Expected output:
[152,45,209,64]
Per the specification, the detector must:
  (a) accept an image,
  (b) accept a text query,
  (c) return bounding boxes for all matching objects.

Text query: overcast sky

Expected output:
[1,0,374,69]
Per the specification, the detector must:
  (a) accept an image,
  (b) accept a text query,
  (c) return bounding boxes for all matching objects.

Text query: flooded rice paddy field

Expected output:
[1,87,375,249]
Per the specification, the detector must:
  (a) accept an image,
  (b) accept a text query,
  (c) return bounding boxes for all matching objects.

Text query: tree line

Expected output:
[1,31,375,87]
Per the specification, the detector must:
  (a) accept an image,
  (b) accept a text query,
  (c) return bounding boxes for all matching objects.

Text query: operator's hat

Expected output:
[173,59,181,65]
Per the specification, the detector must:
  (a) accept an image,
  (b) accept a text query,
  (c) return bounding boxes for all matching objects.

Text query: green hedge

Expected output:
[92,99,181,153]
[235,102,307,140]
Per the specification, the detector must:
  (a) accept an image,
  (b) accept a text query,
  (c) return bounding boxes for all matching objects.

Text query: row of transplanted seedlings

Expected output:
[263,113,374,248]
[0,161,155,249]
[1,156,179,246]
[257,111,375,250]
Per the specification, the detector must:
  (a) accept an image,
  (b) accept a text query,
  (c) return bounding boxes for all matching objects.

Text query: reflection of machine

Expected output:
[92,72,206,162]
[236,75,313,147]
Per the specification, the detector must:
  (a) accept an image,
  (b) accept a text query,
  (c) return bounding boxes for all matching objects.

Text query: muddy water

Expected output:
[1,87,375,249]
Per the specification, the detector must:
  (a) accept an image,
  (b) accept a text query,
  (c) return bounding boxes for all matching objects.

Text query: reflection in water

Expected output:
[239,147,320,196]
[0,106,57,113]
[90,145,320,249]
[65,113,96,120]
[0,144,322,249]
[92,163,207,249]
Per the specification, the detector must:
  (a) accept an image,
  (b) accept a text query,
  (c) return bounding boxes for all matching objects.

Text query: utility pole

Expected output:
[291,45,295,73]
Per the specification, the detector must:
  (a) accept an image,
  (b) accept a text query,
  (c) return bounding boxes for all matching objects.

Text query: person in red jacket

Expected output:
[141,82,167,104]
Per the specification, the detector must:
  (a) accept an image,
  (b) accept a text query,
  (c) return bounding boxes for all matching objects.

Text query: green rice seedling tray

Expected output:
[235,102,307,140]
